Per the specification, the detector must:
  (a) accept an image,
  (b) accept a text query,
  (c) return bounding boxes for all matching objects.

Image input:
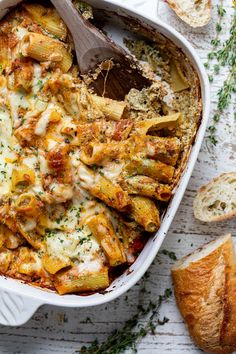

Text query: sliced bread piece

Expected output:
[172,234,236,354]
[193,173,236,222]
[165,0,212,28]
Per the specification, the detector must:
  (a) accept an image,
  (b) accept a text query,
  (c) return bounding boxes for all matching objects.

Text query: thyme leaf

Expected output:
[159,249,177,261]
[207,51,236,145]
[205,5,236,145]
[78,288,172,354]
[204,0,225,71]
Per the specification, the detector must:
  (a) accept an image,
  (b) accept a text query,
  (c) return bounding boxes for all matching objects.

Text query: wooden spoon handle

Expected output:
[50,0,125,73]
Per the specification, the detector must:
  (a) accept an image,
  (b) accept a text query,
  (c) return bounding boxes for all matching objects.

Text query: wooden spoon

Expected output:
[50,0,150,100]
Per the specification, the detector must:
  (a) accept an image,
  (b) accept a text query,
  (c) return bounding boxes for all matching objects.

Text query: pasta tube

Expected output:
[90,94,127,120]
[11,165,35,191]
[21,33,72,72]
[0,225,4,248]
[129,135,180,166]
[80,141,123,165]
[54,265,109,295]
[81,135,180,167]
[0,203,18,234]
[42,254,71,275]
[74,120,132,146]
[3,228,23,250]
[13,60,33,92]
[24,3,67,40]
[117,219,141,248]
[130,196,160,232]
[0,248,13,273]
[143,136,181,166]
[125,158,175,184]
[17,223,42,249]
[122,176,172,202]
[86,214,126,266]
[0,35,11,72]
[15,193,41,217]
[170,60,189,92]
[0,224,23,249]
[17,247,43,277]
[134,113,181,135]
[77,163,130,211]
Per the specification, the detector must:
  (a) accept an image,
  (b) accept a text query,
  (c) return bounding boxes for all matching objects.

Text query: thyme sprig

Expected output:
[204,0,225,77]
[206,7,236,145]
[159,249,177,260]
[78,288,172,354]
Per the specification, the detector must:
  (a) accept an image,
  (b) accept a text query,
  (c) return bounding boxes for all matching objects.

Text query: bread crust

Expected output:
[165,0,212,28]
[172,234,236,354]
[193,173,236,222]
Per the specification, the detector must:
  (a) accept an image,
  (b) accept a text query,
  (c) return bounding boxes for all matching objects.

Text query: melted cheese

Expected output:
[101,162,124,180]
[49,183,73,202]
[46,227,103,273]
[32,64,42,93]
[35,109,51,136]
[20,252,43,275]
[0,107,16,195]
[8,91,29,127]
[22,154,45,196]
[22,218,37,232]
[38,153,49,175]
[77,163,95,187]
[14,26,29,40]
[35,104,63,136]
[46,138,58,150]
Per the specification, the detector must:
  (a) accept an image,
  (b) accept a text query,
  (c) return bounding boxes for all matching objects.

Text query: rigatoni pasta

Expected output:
[21,33,72,72]
[130,196,160,232]
[121,176,172,201]
[54,266,110,295]
[14,193,41,217]
[42,254,71,275]
[134,113,181,135]
[77,163,130,211]
[90,94,127,120]
[125,158,175,183]
[23,3,68,40]
[13,60,34,92]
[0,35,11,72]
[86,214,126,266]
[0,1,201,295]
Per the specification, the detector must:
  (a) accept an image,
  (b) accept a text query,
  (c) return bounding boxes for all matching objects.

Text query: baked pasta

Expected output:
[0,1,201,294]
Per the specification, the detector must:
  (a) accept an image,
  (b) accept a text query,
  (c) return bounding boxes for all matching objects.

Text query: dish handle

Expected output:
[0,289,43,326]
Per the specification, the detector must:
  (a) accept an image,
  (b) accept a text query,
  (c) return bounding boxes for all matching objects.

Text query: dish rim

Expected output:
[0,0,210,325]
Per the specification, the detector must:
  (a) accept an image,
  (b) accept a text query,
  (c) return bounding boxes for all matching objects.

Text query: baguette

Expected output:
[193,173,236,222]
[172,234,236,354]
[165,0,212,28]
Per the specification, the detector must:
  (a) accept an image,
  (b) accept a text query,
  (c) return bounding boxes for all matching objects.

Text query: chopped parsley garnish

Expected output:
[37,80,44,90]
[45,229,57,238]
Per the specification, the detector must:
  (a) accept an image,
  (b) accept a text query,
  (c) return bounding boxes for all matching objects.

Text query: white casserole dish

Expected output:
[0,0,210,326]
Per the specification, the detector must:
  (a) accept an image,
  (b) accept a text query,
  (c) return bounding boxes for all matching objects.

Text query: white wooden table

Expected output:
[0,1,235,353]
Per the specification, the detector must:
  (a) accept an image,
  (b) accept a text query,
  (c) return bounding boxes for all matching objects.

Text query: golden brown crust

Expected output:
[220,241,236,348]
[172,235,236,354]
